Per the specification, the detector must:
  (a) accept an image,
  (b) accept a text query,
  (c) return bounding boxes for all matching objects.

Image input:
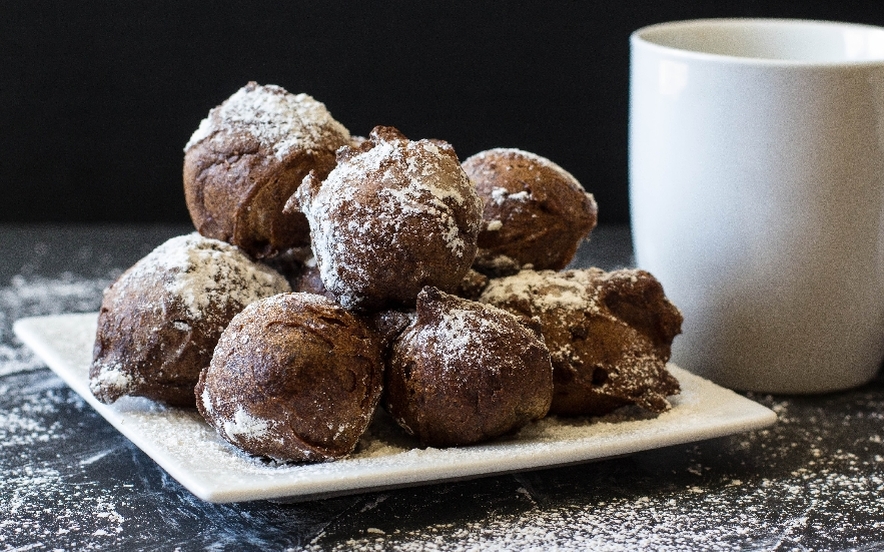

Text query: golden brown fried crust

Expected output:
[385,287,553,447]
[479,268,682,417]
[195,293,385,462]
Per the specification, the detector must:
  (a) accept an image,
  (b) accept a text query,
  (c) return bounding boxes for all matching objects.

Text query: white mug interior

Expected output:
[636,19,884,64]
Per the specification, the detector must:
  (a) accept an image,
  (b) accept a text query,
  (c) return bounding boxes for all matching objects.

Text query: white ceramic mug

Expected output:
[629,19,884,394]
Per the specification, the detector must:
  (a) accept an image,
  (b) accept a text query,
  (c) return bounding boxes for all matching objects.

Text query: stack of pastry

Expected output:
[89,82,683,463]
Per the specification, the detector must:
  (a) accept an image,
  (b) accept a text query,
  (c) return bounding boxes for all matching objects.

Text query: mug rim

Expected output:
[632,18,884,67]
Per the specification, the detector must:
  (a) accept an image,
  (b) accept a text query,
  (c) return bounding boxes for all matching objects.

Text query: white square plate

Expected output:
[14,313,776,503]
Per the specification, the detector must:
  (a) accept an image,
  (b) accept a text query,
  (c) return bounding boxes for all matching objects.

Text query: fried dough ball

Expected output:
[479,268,682,416]
[183,82,351,258]
[288,126,483,311]
[385,287,553,447]
[89,233,291,406]
[196,293,385,462]
[463,148,598,275]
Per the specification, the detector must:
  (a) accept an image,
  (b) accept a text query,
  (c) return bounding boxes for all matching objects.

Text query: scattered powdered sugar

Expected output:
[0,378,69,450]
[0,273,108,377]
[184,82,350,159]
[300,385,884,551]
[1,370,132,550]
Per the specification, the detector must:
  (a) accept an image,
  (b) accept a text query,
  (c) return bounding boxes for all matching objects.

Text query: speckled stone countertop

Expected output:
[2,224,883,551]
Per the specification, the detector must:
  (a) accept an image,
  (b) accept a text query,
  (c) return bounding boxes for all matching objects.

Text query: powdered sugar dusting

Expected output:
[378,185,468,257]
[184,82,350,159]
[423,310,495,374]
[122,233,290,320]
[1,274,107,376]
[480,268,680,414]
[298,128,482,309]
[222,406,272,442]
[428,308,484,370]
[480,268,602,312]
[406,293,533,376]
[88,362,135,399]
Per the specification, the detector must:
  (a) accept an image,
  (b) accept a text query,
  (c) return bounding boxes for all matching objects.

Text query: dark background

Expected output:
[3,2,883,226]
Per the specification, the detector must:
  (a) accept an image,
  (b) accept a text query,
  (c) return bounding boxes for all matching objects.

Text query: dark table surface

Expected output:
[2,224,884,551]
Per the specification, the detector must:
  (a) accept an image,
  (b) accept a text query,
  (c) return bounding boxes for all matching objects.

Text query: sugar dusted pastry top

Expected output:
[290,126,484,311]
[183,82,351,258]
[184,83,350,158]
